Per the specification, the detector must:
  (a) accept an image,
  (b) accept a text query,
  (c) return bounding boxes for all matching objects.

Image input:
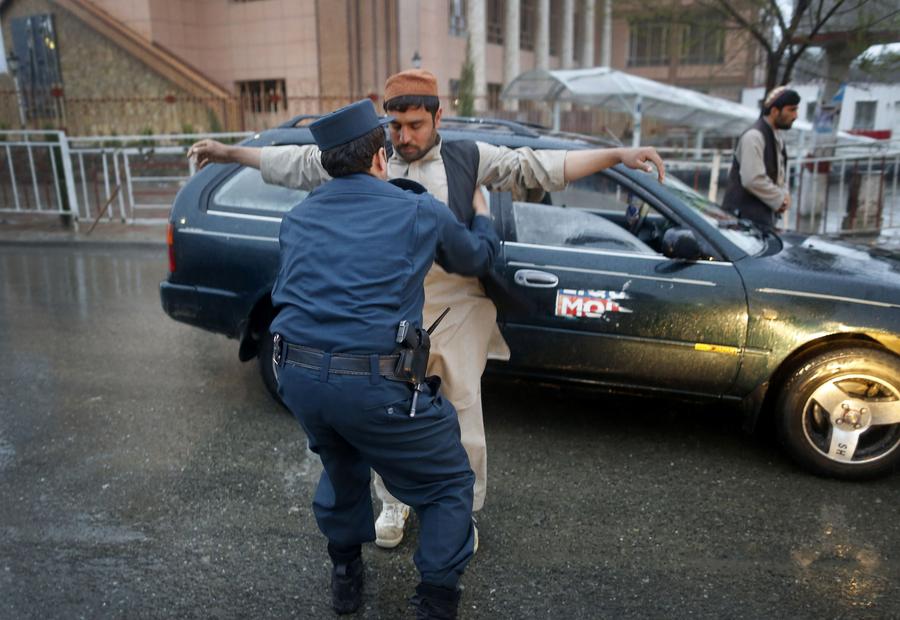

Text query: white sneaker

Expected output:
[473,523,479,554]
[375,502,410,548]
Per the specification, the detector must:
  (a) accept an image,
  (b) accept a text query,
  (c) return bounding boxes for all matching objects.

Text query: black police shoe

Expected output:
[331,556,364,614]
[410,582,461,620]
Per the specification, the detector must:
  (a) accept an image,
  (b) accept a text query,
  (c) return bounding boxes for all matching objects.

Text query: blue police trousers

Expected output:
[277,362,476,589]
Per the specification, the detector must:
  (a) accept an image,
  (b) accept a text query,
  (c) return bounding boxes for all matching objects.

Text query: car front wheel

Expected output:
[776,346,900,480]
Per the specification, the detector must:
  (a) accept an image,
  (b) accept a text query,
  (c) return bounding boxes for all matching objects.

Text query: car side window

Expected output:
[512,173,673,255]
[512,202,656,254]
[212,167,308,214]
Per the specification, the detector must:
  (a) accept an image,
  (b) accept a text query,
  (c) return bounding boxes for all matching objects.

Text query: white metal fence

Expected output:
[662,139,900,238]
[1,129,898,241]
[0,130,252,229]
[0,130,79,222]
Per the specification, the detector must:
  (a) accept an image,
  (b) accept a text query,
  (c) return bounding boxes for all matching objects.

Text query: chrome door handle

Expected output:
[514,269,559,288]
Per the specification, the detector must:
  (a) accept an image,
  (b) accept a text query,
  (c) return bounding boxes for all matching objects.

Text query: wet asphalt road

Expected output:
[0,244,898,620]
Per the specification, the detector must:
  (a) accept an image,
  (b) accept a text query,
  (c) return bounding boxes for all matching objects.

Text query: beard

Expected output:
[775,116,795,130]
[395,131,439,163]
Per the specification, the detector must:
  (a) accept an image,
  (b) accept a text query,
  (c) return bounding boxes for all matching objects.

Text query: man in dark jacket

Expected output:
[271,99,498,618]
[722,86,800,231]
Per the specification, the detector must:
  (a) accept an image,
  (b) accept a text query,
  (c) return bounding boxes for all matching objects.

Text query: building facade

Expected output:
[0,0,761,137]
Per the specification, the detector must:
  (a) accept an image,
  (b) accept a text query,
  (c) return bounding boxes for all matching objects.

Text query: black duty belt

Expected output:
[276,337,400,377]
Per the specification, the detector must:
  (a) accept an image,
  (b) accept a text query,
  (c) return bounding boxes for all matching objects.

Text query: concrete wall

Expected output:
[91,0,321,102]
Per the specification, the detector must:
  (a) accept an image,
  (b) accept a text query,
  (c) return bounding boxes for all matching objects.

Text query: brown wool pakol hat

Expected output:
[384,69,439,103]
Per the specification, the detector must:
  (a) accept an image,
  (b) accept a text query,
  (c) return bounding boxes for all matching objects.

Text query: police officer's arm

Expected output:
[187,141,330,190]
[431,192,499,277]
[737,129,788,211]
[475,143,665,195]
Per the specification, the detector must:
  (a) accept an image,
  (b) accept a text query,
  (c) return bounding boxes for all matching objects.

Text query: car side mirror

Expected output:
[662,227,701,261]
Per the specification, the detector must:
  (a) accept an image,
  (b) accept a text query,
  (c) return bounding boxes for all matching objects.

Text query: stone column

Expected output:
[535,0,550,71]
[467,0,487,111]
[600,0,611,67]
[581,0,595,67]
[562,0,575,69]
[503,0,521,111]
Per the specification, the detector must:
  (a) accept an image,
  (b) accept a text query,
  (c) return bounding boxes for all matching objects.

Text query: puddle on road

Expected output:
[278,439,321,496]
[4,512,148,546]
[791,503,887,611]
[0,435,14,470]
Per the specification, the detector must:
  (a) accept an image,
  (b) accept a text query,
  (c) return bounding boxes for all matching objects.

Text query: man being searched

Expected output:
[722,86,800,231]
[188,69,665,551]
[270,99,498,617]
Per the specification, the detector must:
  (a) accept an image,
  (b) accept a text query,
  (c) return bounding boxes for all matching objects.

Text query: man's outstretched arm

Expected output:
[563,147,665,184]
[187,140,329,190]
[187,139,261,170]
[476,143,666,197]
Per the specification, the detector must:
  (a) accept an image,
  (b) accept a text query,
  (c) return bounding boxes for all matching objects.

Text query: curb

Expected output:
[0,237,166,249]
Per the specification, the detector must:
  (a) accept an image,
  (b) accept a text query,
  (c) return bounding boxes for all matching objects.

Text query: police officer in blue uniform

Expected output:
[271,99,499,619]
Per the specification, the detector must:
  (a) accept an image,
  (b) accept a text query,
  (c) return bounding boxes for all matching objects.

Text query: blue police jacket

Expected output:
[270,172,500,354]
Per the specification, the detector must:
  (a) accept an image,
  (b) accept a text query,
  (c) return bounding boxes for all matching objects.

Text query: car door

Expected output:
[492,171,749,396]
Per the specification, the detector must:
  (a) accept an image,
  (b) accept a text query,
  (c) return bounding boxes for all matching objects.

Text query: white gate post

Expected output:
[58,130,81,231]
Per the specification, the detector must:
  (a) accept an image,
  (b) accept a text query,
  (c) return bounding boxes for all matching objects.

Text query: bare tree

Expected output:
[698,0,899,93]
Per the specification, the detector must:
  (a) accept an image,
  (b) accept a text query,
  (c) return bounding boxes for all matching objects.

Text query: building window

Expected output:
[449,79,461,108]
[680,21,724,65]
[487,0,504,44]
[450,0,467,37]
[487,82,502,110]
[806,101,816,121]
[852,101,877,131]
[10,14,63,120]
[628,20,669,67]
[238,79,287,114]
[520,0,535,51]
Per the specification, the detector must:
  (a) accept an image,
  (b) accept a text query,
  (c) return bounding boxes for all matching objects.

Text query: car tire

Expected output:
[257,326,286,408]
[776,346,900,480]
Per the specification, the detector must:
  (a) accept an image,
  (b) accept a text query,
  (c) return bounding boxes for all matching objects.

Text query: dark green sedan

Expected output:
[160,120,900,480]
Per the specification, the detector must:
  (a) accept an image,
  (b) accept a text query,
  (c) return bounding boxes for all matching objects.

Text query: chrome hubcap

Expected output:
[802,374,900,465]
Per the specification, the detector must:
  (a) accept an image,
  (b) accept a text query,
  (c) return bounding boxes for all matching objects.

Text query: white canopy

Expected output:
[501,67,832,147]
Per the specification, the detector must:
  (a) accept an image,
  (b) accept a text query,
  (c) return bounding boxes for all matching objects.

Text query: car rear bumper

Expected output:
[159,280,242,338]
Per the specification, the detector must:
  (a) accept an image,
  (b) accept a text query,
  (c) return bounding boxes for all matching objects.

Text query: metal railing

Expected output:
[0,131,252,228]
[0,130,80,224]
[659,140,900,237]
[1,129,898,239]
[66,132,252,225]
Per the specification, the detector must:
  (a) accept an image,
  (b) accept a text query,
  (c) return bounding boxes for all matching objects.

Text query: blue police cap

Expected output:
[309,99,392,151]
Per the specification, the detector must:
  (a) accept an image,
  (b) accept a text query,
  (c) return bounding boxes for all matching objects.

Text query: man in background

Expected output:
[723,86,800,231]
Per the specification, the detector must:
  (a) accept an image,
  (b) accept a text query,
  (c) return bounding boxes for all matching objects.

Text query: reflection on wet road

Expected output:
[0,245,897,619]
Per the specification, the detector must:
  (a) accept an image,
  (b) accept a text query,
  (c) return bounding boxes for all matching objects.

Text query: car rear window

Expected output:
[212,167,308,214]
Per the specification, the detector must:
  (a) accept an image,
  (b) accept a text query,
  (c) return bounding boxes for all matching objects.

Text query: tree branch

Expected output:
[704,0,773,54]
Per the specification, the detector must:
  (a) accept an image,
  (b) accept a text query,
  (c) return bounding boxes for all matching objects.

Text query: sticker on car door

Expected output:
[555,289,632,319]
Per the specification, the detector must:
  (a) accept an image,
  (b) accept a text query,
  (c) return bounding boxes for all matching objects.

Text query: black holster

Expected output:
[394,326,430,386]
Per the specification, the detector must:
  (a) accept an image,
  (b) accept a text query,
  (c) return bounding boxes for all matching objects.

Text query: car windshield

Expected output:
[663,176,767,256]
